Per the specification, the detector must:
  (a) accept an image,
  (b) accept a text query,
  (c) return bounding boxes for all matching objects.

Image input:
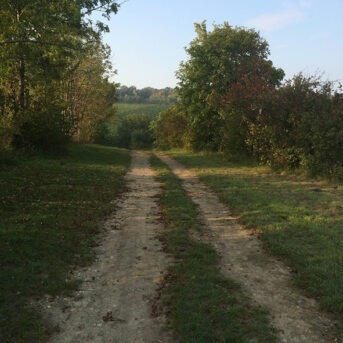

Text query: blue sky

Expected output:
[101,0,343,88]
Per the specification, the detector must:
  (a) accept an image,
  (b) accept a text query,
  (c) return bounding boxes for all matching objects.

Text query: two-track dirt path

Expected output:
[44,151,172,343]
[44,151,340,343]
[157,153,339,343]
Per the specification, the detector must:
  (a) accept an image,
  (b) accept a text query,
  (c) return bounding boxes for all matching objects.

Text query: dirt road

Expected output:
[44,151,171,343]
[43,151,340,343]
[157,153,339,343]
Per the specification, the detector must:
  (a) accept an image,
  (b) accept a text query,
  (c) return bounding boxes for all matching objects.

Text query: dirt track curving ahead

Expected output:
[157,153,339,343]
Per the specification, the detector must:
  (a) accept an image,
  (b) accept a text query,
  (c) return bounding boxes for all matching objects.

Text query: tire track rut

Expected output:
[157,153,339,343]
[43,151,172,343]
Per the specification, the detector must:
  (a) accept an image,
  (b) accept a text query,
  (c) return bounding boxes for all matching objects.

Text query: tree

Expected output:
[116,85,177,104]
[153,105,189,149]
[115,113,154,149]
[247,73,343,177]
[0,0,119,151]
[176,21,284,153]
[63,42,117,143]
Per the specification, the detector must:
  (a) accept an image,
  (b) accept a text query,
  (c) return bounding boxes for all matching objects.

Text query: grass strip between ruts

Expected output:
[150,154,277,343]
[0,144,130,343]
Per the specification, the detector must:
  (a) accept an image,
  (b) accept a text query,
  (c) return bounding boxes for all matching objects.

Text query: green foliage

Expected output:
[0,110,14,151]
[115,113,154,149]
[0,1,119,151]
[173,21,341,178]
[170,151,343,329]
[153,105,189,150]
[176,21,284,152]
[219,108,249,155]
[104,103,170,147]
[247,73,343,178]
[151,155,277,343]
[92,121,112,145]
[71,45,118,143]
[117,85,176,104]
[0,144,130,342]
[116,103,170,118]
[12,107,69,152]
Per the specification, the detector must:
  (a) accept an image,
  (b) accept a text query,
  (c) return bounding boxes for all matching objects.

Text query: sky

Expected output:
[100,0,343,89]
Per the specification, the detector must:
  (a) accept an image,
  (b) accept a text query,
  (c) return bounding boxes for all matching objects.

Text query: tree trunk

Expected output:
[16,8,26,110]
[19,56,26,109]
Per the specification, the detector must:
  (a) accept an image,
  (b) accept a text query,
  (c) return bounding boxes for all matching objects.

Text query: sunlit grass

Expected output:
[170,151,343,325]
[0,144,130,342]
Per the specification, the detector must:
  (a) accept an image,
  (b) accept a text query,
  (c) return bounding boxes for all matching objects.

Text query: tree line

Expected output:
[103,87,176,149]
[154,21,343,178]
[116,85,177,104]
[0,0,120,152]
[1,4,341,179]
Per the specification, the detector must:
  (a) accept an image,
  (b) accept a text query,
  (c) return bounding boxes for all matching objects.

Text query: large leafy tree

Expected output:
[177,21,284,153]
[0,0,119,150]
[69,42,117,142]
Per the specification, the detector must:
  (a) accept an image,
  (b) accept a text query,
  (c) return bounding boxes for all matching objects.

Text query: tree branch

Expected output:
[82,2,119,16]
[0,40,79,50]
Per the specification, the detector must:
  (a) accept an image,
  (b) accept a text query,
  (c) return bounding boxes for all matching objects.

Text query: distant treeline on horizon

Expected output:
[116,85,177,104]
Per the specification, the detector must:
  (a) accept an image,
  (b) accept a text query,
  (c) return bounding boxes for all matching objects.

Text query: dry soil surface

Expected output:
[157,153,341,343]
[43,151,172,343]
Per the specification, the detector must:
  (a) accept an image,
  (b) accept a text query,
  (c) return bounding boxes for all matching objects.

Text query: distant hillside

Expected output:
[116,103,171,119]
[116,85,177,104]
[101,86,176,148]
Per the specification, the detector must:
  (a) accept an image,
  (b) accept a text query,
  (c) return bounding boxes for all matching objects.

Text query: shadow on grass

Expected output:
[0,144,130,342]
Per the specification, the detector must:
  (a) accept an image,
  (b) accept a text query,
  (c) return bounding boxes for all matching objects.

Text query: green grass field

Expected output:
[115,103,170,119]
[169,151,343,326]
[151,155,277,342]
[0,144,130,342]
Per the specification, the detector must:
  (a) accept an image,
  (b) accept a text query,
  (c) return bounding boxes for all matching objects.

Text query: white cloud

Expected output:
[249,8,302,32]
[248,1,311,32]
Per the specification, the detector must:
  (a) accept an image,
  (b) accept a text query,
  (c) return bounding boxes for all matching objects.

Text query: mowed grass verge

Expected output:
[169,151,343,325]
[0,144,130,343]
[151,155,277,343]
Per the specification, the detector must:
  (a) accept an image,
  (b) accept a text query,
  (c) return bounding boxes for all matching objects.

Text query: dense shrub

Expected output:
[115,113,154,149]
[12,107,69,152]
[247,74,343,178]
[153,106,189,150]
